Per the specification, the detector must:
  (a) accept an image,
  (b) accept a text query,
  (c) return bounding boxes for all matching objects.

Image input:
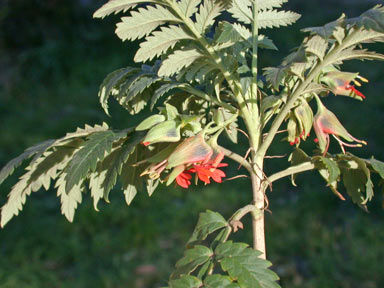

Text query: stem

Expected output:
[251,0,259,113]
[219,146,253,173]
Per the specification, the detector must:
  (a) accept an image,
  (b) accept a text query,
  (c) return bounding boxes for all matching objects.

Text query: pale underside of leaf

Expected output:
[258,10,301,29]
[258,0,288,11]
[305,35,328,60]
[134,25,193,62]
[56,172,83,222]
[228,0,252,24]
[158,49,204,77]
[177,0,200,18]
[116,5,182,41]
[194,0,223,33]
[93,0,157,18]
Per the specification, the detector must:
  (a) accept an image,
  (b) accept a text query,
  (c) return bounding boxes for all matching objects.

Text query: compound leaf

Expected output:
[258,10,301,29]
[194,0,223,33]
[93,0,157,18]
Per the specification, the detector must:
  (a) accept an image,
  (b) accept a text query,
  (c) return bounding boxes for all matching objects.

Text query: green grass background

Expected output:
[0,0,383,287]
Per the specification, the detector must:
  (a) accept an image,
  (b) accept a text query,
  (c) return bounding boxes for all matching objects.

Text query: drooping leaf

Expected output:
[143,120,181,144]
[98,67,138,116]
[302,14,345,39]
[314,156,340,184]
[158,49,204,77]
[55,172,83,223]
[93,0,157,19]
[288,148,311,186]
[215,241,280,288]
[171,245,213,279]
[188,210,228,244]
[168,275,202,288]
[194,0,223,33]
[177,0,201,18]
[0,139,54,186]
[146,178,160,196]
[204,274,240,288]
[151,83,185,109]
[263,66,288,90]
[347,5,384,33]
[136,114,167,131]
[59,122,110,142]
[120,147,143,205]
[258,10,301,29]
[135,25,193,63]
[369,157,384,179]
[1,144,80,227]
[116,5,182,42]
[335,48,384,63]
[64,131,126,192]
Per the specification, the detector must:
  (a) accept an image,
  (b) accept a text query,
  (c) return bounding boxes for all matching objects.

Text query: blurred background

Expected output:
[0,0,383,287]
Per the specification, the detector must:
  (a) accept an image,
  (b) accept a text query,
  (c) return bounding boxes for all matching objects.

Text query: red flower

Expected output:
[175,171,192,188]
[190,163,228,184]
[334,80,366,99]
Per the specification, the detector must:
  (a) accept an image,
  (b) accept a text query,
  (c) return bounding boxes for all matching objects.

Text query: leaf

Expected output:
[59,122,110,142]
[158,49,204,77]
[151,83,185,109]
[289,148,311,186]
[302,14,345,39]
[335,48,384,63]
[98,67,138,116]
[188,210,228,244]
[168,275,202,288]
[369,157,384,179]
[258,10,301,29]
[135,25,193,63]
[124,185,137,205]
[143,120,181,144]
[93,0,157,18]
[1,144,79,227]
[116,5,182,42]
[0,139,54,186]
[257,0,288,11]
[204,274,240,288]
[215,241,280,288]
[177,0,201,18]
[348,5,384,33]
[55,172,83,222]
[194,0,223,33]
[137,114,167,131]
[171,245,213,279]
[228,0,252,24]
[263,66,288,90]
[315,156,340,184]
[305,35,328,60]
[120,147,143,205]
[64,131,125,192]
[146,178,159,196]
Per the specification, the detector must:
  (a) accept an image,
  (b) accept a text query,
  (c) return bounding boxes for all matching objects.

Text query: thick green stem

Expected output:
[251,0,259,114]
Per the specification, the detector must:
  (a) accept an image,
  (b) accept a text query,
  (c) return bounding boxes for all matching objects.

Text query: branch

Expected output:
[219,146,253,173]
[265,161,315,189]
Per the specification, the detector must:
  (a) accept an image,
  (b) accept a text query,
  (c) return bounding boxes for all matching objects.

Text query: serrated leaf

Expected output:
[120,147,143,205]
[263,66,288,90]
[1,144,79,227]
[215,241,280,288]
[116,5,182,42]
[204,274,240,288]
[93,0,157,18]
[370,157,384,179]
[146,178,159,196]
[258,0,287,11]
[177,0,201,18]
[64,131,125,192]
[56,172,83,222]
[171,245,213,279]
[168,275,202,288]
[348,5,384,33]
[98,67,138,115]
[0,139,54,186]
[158,49,204,77]
[258,10,301,29]
[336,48,384,63]
[59,123,110,142]
[194,0,223,33]
[305,35,328,60]
[302,14,345,39]
[188,210,228,244]
[228,0,252,24]
[151,83,185,109]
[135,25,193,63]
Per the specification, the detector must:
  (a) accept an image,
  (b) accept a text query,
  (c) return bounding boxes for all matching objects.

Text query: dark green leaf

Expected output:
[188,210,228,245]
[171,245,213,279]
[215,241,280,288]
[168,275,202,288]
[369,157,384,179]
[348,5,384,33]
[65,131,125,192]
[0,139,54,186]
[204,274,240,288]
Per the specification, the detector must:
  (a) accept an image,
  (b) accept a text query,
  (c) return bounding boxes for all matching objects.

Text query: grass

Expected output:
[0,1,384,287]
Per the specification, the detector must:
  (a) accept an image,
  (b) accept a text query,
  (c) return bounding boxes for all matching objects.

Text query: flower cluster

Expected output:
[141,133,227,189]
